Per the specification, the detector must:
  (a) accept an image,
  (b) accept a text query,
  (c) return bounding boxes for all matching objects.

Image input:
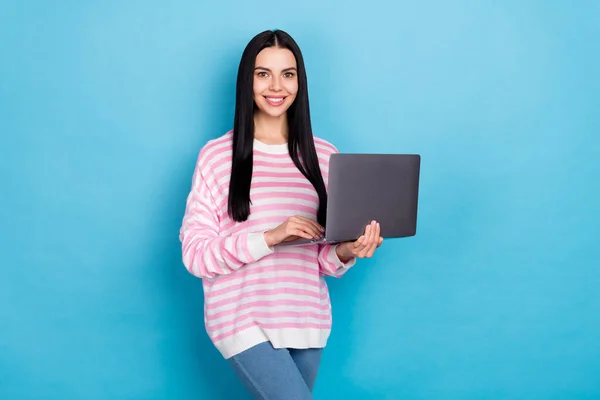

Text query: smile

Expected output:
[264,96,286,107]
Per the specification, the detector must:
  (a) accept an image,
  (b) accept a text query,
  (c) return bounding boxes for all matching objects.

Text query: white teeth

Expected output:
[266,97,284,102]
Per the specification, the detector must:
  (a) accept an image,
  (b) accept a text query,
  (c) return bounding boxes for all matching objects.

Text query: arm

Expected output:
[179,164,273,279]
[318,221,383,278]
[315,143,356,277]
[317,243,357,278]
[314,139,382,277]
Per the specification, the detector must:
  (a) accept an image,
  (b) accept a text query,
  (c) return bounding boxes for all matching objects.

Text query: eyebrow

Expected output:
[254,66,297,72]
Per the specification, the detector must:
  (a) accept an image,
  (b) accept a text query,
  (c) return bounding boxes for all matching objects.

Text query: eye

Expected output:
[256,71,269,78]
[284,72,295,78]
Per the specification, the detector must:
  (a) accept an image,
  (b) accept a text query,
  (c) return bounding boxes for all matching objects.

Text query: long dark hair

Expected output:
[228,30,328,226]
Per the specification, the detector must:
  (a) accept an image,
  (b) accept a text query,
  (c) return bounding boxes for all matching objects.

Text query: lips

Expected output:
[264,96,286,107]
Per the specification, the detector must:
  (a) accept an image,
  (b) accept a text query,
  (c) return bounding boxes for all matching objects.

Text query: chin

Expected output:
[264,109,288,118]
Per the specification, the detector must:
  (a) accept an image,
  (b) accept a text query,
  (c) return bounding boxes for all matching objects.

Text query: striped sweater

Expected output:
[179,130,356,359]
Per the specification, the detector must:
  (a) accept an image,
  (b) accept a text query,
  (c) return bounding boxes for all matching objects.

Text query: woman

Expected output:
[180,29,382,399]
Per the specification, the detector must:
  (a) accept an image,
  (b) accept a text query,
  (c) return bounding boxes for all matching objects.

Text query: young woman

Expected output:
[180,29,382,399]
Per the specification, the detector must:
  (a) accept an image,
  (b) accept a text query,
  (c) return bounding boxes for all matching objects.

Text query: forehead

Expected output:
[255,47,297,69]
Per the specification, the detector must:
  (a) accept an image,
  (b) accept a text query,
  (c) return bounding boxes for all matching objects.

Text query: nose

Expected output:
[269,75,282,91]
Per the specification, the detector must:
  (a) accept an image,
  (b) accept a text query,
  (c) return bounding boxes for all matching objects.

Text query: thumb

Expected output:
[353,235,366,248]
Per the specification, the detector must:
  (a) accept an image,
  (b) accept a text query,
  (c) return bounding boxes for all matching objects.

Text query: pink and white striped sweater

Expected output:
[179,130,356,358]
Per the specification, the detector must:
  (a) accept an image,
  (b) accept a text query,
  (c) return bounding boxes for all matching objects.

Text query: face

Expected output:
[253,46,299,118]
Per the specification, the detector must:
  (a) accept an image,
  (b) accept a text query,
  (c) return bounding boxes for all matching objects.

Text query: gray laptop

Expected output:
[276,153,421,246]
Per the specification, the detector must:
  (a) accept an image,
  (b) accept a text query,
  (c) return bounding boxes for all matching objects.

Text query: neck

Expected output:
[254,111,288,144]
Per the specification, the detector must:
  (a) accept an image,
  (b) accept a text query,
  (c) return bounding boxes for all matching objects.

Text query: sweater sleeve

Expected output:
[314,139,357,277]
[179,161,274,279]
[317,243,356,278]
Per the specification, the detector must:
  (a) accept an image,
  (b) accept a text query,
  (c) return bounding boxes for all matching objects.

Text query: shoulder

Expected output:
[196,130,233,171]
[312,135,339,157]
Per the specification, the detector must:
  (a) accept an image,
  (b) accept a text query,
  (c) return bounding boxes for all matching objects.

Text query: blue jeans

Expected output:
[228,341,323,399]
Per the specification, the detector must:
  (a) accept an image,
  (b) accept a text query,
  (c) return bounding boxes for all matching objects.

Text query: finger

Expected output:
[366,223,380,257]
[299,220,324,238]
[372,221,381,243]
[352,235,366,250]
[355,225,372,257]
[365,221,376,243]
[353,235,366,249]
[294,216,324,232]
[359,221,377,257]
[291,227,316,240]
[289,216,319,231]
[291,220,322,239]
[356,224,372,249]
[376,222,382,248]
[291,217,324,238]
[368,222,381,254]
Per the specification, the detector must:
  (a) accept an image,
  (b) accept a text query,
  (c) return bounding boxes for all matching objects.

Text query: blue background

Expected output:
[1,1,599,399]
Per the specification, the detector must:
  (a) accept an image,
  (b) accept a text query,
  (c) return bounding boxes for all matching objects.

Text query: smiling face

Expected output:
[253,46,299,118]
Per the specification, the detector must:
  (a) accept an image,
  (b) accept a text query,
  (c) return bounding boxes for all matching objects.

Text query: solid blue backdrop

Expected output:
[1,1,599,399]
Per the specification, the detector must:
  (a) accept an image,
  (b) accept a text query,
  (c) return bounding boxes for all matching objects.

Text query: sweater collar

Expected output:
[253,139,289,154]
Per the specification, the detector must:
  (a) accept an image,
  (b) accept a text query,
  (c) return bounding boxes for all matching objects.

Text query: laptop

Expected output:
[276,153,421,246]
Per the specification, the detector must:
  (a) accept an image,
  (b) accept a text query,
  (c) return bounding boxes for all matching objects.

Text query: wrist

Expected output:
[335,243,353,263]
[264,230,278,247]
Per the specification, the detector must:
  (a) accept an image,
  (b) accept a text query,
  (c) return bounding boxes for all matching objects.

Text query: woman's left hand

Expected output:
[335,220,383,263]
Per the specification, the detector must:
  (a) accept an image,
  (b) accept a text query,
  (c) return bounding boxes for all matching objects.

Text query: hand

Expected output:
[335,220,383,262]
[264,215,324,247]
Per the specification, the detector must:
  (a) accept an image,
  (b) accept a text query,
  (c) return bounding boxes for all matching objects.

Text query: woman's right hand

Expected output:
[263,216,324,247]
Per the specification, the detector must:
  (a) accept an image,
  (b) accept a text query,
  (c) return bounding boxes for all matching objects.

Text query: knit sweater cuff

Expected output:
[246,232,275,261]
[331,244,357,268]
